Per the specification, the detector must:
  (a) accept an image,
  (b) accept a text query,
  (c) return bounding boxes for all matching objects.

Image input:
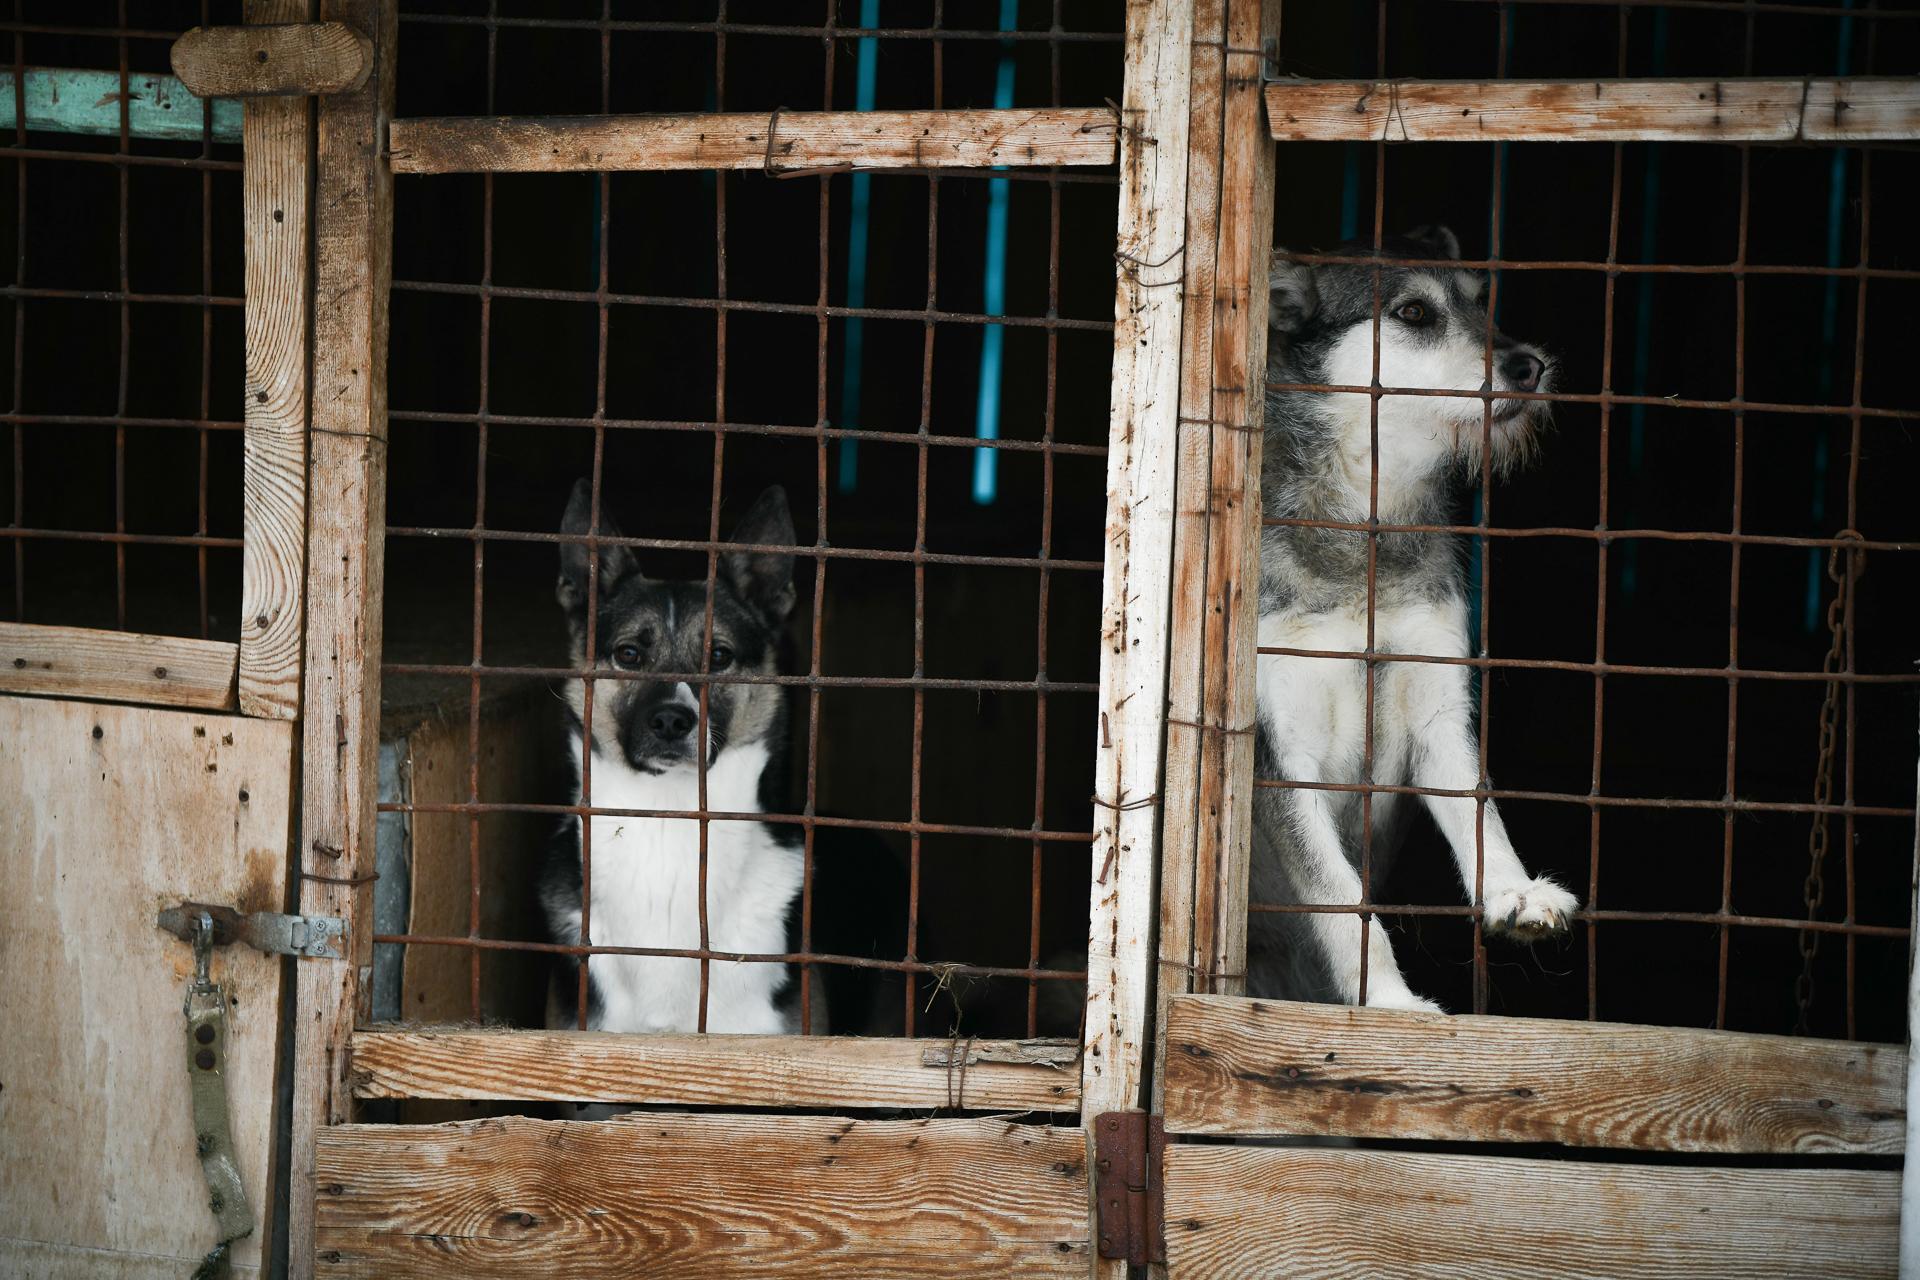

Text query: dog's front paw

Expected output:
[1482,877,1577,942]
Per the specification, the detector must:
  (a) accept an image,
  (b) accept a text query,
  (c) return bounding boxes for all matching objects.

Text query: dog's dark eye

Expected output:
[709,643,734,671]
[612,644,643,668]
[1394,302,1429,325]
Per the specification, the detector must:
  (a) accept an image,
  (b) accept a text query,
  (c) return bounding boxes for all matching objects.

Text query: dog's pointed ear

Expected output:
[722,486,796,624]
[1268,251,1319,337]
[557,478,637,614]
[1405,224,1462,261]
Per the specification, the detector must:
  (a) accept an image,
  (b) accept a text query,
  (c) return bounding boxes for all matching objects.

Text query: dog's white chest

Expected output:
[1255,596,1469,787]
[575,744,802,1034]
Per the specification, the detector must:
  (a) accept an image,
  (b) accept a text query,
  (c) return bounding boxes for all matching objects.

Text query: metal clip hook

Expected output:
[190,908,216,995]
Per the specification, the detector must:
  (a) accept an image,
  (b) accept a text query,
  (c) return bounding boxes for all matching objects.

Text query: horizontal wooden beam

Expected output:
[315,1115,1090,1277]
[0,622,237,710]
[172,23,372,98]
[1267,78,1920,143]
[1164,1145,1899,1279]
[1162,996,1905,1155]
[388,107,1119,174]
[0,68,242,143]
[350,1028,1080,1113]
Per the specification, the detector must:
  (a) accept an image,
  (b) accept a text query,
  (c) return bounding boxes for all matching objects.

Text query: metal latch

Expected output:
[1094,1110,1166,1266]
[157,901,344,959]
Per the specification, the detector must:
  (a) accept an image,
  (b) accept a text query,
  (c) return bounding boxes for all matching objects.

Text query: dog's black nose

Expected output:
[1503,351,1545,392]
[649,704,695,741]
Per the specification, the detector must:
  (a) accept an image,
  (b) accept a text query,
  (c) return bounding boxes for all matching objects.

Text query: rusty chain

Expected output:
[1794,530,1865,1036]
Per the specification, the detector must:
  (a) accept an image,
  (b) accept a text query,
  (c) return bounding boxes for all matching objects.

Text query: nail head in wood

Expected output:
[170,23,372,98]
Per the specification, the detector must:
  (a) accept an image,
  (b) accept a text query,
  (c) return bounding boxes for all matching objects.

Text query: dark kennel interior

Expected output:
[2,2,1914,1046]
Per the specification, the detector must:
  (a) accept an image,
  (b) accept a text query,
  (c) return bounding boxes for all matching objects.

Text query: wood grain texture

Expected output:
[1086,6,1195,1277]
[313,1115,1090,1278]
[289,1,392,1276]
[171,22,371,97]
[349,1029,1080,1112]
[1163,996,1906,1154]
[389,108,1118,174]
[0,620,236,708]
[1156,0,1276,1102]
[1163,1145,1900,1280]
[0,698,293,1276]
[1903,724,1920,1280]
[1154,0,1227,1122]
[1266,77,1920,144]
[238,0,313,720]
[1081,0,1193,1125]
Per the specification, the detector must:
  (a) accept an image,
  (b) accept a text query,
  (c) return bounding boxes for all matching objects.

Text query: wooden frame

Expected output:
[1266,77,1920,144]
[1164,996,1905,1154]
[388,108,1118,174]
[0,620,237,709]
[1155,0,1278,1126]
[288,0,392,1273]
[237,0,316,720]
[1165,1145,1900,1280]
[314,1115,1092,1277]
[349,1030,1080,1113]
[1079,0,1193,1185]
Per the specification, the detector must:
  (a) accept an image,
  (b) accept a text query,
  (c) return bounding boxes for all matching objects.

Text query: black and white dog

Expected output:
[1250,226,1578,1012]
[541,479,806,1034]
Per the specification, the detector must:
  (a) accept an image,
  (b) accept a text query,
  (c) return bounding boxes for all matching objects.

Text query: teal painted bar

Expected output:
[0,67,240,144]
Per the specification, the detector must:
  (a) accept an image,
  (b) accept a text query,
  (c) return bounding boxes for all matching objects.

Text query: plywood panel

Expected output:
[0,697,294,1276]
[1162,997,1905,1154]
[1163,1145,1899,1279]
[313,1115,1089,1278]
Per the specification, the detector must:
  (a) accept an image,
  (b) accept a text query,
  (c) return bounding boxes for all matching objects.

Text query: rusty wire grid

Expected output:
[0,3,245,640]
[374,1,1123,1039]
[1254,0,1919,1039]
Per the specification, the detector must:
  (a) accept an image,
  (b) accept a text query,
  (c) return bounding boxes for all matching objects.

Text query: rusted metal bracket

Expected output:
[1094,1110,1166,1266]
[170,23,372,98]
[157,901,344,959]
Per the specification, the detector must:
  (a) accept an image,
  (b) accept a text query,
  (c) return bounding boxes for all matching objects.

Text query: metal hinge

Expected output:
[157,901,344,959]
[1094,1110,1166,1266]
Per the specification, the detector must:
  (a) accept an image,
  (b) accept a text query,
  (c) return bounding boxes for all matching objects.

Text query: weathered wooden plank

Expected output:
[0,699,293,1276]
[1153,0,1227,1122]
[237,0,313,720]
[172,22,372,98]
[349,1029,1081,1112]
[0,620,236,709]
[1164,1144,1899,1280]
[1163,995,1906,1154]
[1087,5,1194,1277]
[1190,0,1275,1007]
[1082,0,1193,1153]
[1266,77,1920,143]
[288,0,392,1275]
[389,108,1119,174]
[1902,714,1920,1280]
[313,1115,1089,1278]
[0,67,243,142]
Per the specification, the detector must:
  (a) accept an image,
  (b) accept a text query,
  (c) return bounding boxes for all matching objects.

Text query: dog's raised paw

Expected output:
[1482,877,1578,942]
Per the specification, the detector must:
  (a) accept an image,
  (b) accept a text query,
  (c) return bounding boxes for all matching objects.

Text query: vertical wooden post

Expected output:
[1153,0,1277,1126]
[1901,711,1920,1279]
[238,0,313,719]
[287,0,392,1275]
[1084,0,1193,1272]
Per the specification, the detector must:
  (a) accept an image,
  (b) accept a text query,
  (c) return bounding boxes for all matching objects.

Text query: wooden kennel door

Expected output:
[0,6,319,1273]
[1150,67,1920,1280]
